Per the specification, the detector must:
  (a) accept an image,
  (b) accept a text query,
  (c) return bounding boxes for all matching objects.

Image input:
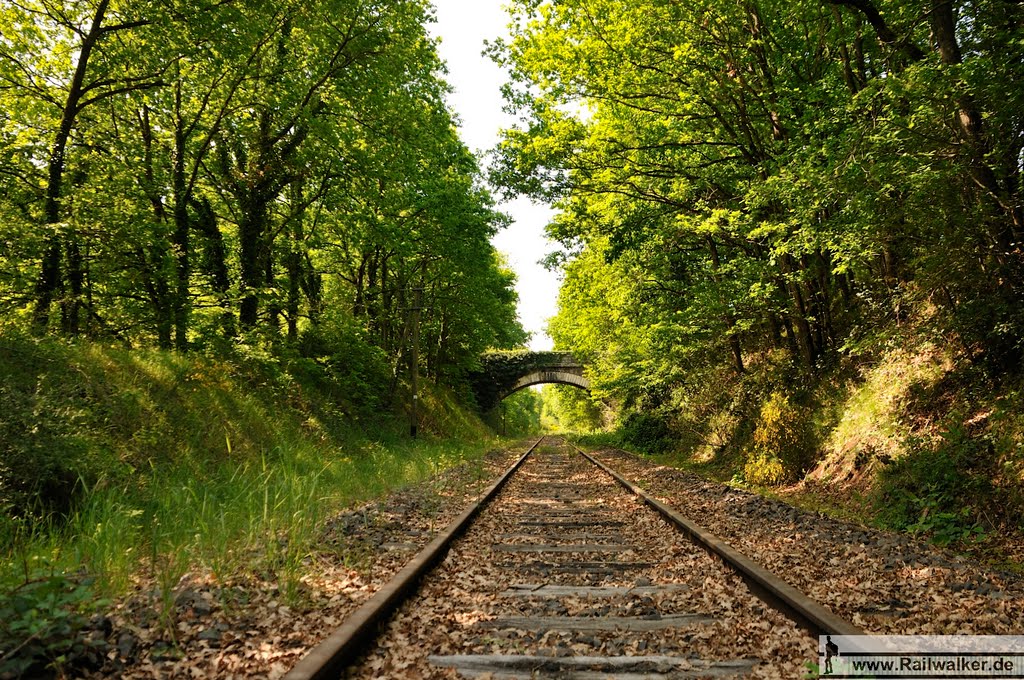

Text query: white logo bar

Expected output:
[818,636,1024,678]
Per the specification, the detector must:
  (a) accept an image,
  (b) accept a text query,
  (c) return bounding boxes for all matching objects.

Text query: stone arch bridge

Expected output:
[469,351,589,412]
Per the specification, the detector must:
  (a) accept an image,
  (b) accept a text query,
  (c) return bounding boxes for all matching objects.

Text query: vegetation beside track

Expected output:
[0,333,540,677]
[563,322,1024,558]
[0,0,544,673]
[498,0,1024,555]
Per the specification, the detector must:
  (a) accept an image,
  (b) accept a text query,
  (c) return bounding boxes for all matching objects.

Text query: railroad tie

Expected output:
[288,437,858,680]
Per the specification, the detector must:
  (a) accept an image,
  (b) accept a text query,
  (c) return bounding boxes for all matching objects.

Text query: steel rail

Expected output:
[283,437,544,680]
[570,442,863,638]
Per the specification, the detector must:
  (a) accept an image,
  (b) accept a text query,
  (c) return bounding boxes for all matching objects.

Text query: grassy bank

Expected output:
[581,320,1024,553]
[0,333,514,675]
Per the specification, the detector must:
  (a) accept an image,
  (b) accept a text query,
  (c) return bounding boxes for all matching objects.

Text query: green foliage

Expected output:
[743,451,787,487]
[494,389,544,436]
[0,573,107,678]
[495,0,1024,468]
[539,384,605,433]
[617,411,674,455]
[490,0,1024,551]
[0,0,525,387]
[294,317,390,416]
[743,392,813,486]
[803,660,822,679]
[873,422,994,545]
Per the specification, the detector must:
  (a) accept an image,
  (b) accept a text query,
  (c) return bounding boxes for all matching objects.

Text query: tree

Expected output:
[0,0,527,397]
[1,0,163,334]
[493,0,1023,420]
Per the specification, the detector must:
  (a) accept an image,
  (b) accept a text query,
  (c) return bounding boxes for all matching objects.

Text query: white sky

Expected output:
[427,0,559,351]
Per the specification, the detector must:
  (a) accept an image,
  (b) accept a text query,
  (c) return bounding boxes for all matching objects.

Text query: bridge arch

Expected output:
[505,369,590,399]
[469,351,589,411]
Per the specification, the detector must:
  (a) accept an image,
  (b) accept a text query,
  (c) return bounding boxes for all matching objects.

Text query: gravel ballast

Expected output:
[346,438,814,679]
[587,445,1024,636]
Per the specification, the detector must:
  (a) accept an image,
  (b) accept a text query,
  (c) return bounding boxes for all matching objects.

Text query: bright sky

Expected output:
[427,0,559,351]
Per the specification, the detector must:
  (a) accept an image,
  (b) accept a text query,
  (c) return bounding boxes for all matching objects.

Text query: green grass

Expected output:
[0,332,503,605]
[815,342,952,476]
[20,432,494,599]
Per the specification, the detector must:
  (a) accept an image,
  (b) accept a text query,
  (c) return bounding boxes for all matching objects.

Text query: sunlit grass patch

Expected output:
[0,333,502,637]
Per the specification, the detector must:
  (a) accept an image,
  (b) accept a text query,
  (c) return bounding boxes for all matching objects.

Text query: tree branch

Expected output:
[827,0,926,61]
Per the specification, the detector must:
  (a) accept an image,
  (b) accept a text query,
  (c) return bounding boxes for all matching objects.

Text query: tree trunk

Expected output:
[32,0,112,335]
[781,315,801,363]
[706,237,744,374]
[300,253,322,326]
[193,198,233,337]
[286,183,304,341]
[238,195,267,329]
[287,248,301,341]
[265,228,280,337]
[172,81,191,350]
[353,256,366,317]
[779,254,816,367]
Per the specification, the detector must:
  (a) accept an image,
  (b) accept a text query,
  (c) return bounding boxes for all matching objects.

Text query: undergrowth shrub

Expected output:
[0,330,498,589]
[873,420,994,544]
[0,573,107,678]
[0,329,507,675]
[294,319,389,417]
[0,335,111,517]
[743,391,812,485]
[743,449,786,486]
[617,411,674,454]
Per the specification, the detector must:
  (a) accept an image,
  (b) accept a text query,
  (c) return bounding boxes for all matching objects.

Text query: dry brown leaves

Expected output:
[78,445,522,680]
[589,446,1024,636]
[346,442,814,679]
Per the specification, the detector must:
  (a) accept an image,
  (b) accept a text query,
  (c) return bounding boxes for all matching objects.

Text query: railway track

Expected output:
[286,436,861,679]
